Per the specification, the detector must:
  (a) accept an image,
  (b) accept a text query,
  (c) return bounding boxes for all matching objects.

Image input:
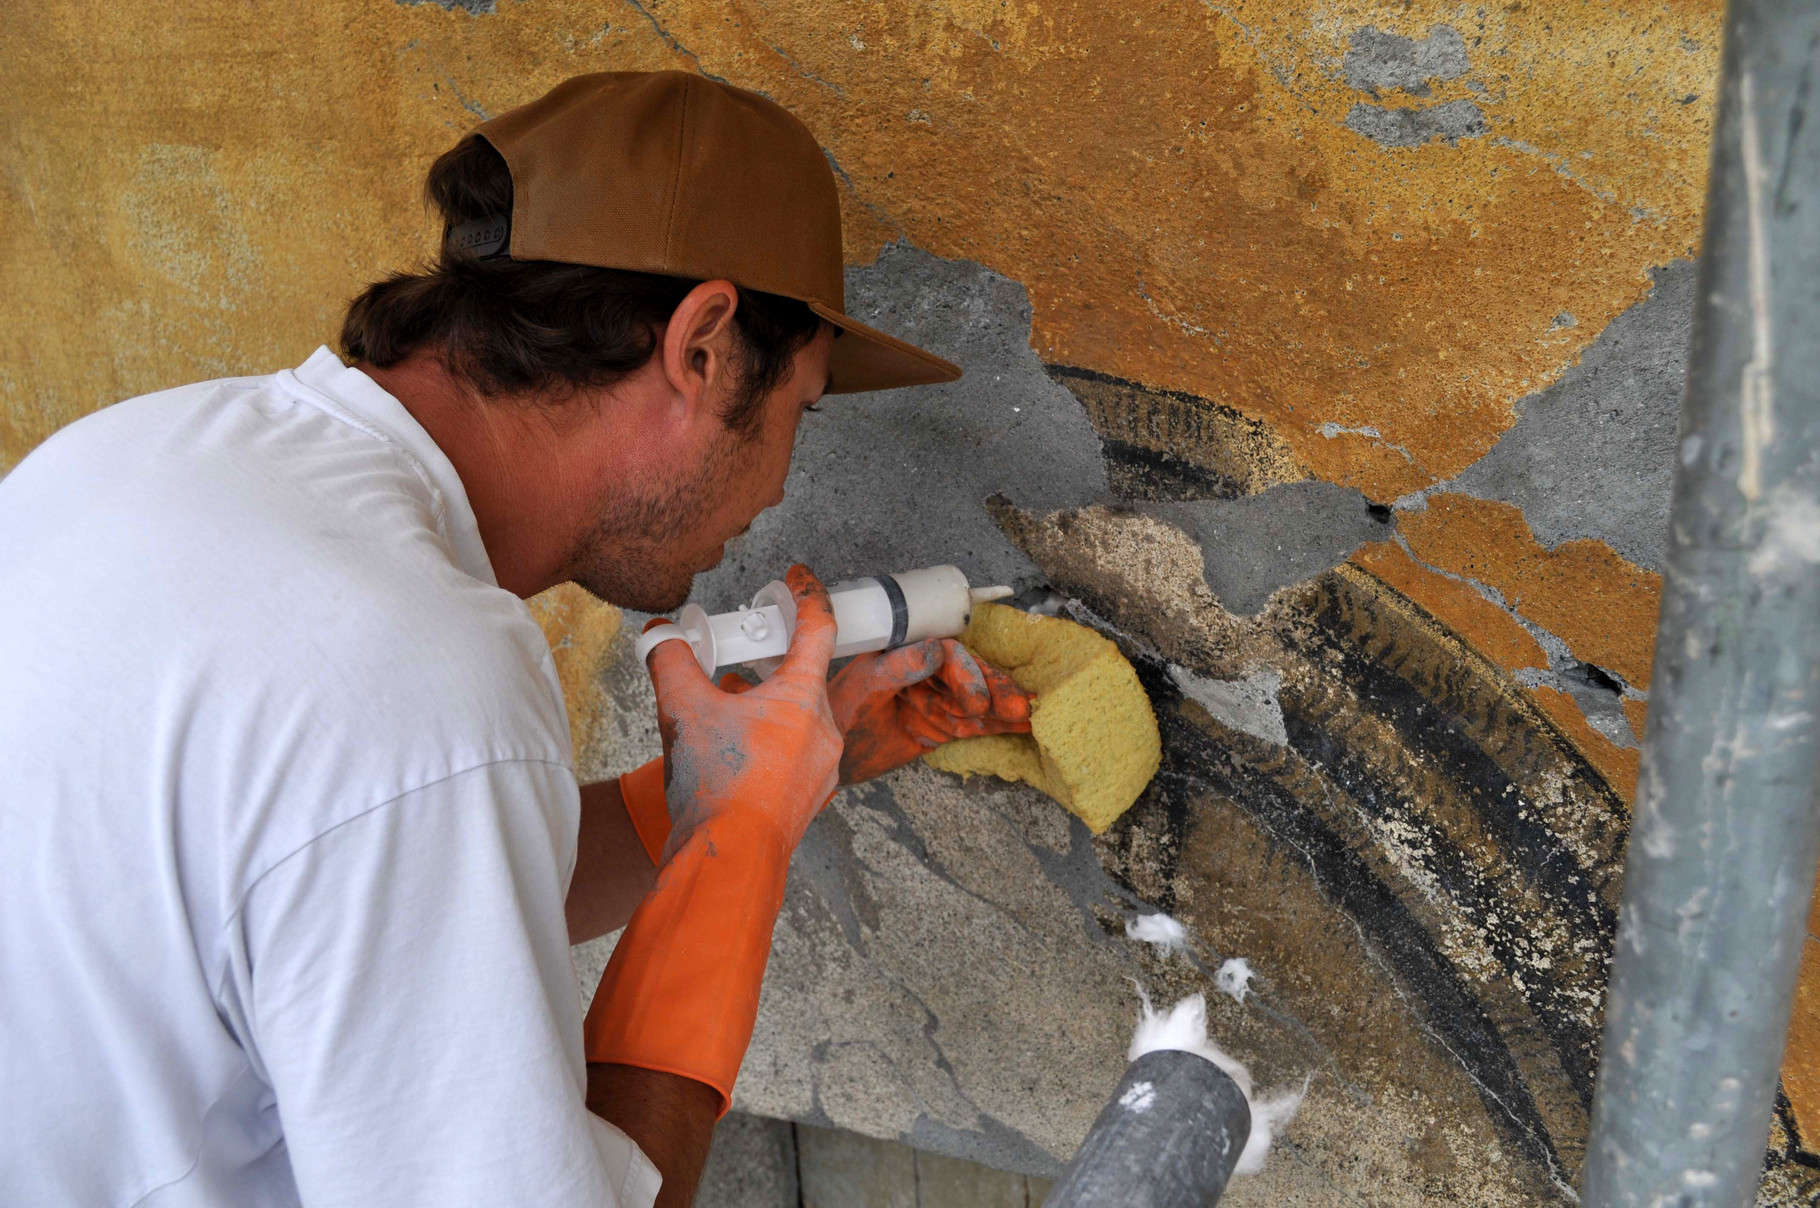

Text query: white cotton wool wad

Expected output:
[1128,992,1306,1176]
[1215,957,1254,1004]
[1124,911,1190,954]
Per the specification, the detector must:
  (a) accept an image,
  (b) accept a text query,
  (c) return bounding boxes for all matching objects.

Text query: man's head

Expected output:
[340,72,958,609]
[343,135,829,609]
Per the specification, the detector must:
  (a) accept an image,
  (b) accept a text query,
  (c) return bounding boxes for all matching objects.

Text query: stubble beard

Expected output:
[559,428,745,613]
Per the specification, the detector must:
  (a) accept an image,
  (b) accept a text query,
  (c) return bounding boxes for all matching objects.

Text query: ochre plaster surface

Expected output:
[1399,492,1663,691]
[524,583,623,772]
[1350,538,1548,674]
[13,0,1820,1200]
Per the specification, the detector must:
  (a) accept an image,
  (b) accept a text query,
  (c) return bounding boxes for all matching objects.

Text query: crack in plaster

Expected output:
[843,781,1057,949]
[1319,420,1421,467]
[1387,527,1641,747]
[1491,137,1623,208]
[766,42,843,96]
[821,149,905,239]
[620,0,735,87]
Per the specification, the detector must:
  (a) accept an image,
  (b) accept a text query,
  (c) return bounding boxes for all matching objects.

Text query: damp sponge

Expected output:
[925,603,1161,832]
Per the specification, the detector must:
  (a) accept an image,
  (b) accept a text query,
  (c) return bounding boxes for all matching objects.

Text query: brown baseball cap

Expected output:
[471,71,961,395]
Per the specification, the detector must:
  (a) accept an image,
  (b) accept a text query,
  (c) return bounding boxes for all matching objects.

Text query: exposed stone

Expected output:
[1531,661,1639,750]
[697,1113,799,1208]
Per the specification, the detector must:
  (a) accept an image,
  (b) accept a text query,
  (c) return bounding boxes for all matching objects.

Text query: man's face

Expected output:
[564,325,836,612]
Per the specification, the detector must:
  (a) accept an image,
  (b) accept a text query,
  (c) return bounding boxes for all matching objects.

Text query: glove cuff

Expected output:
[618,756,671,866]
[582,809,791,1115]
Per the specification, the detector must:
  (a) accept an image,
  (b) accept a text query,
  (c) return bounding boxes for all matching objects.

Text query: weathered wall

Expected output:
[9,0,1820,1201]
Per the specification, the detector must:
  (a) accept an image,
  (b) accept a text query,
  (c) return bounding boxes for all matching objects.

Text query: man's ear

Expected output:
[661,280,741,418]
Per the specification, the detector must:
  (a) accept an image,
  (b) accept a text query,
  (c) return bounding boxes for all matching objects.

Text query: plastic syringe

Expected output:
[635,565,1013,678]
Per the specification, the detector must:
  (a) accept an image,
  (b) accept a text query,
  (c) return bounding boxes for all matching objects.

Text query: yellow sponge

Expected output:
[925,603,1160,832]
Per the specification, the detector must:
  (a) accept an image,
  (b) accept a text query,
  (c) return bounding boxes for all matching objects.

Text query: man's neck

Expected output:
[356,354,591,598]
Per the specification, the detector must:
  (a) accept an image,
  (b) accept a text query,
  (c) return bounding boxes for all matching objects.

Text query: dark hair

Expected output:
[340,136,824,434]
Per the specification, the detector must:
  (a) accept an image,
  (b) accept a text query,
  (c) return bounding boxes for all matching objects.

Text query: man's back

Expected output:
[0,349,657,1207]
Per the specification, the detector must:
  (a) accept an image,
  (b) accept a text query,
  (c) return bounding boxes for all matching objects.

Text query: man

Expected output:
[0,72,1030,1207]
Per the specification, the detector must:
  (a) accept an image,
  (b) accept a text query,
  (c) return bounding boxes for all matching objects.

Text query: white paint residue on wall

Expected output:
[1215,957,1255,1004]
[1128,991,1306,1176]
[1168,665,1289,746]
[1125,911,1190,954]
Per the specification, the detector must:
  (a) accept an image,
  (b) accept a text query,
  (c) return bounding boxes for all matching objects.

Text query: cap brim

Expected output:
[809,301,963,394]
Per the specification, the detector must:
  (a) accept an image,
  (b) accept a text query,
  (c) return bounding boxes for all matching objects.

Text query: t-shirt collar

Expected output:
[281,346,499,588]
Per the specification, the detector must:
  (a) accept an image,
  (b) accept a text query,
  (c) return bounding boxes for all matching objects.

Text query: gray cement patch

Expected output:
[689,241,1108,611]
[1344,25,1470,96]
[1429,260,1694,572]
[1145,480,1393,615]
[1346,99,1487,148]
[395,0,494,13]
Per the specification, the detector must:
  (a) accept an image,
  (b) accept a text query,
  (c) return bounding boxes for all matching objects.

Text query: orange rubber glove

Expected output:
[827,638,1033,785]
[583,566,842,1113]
[617,756,670,867]
[624,642,1034,861]
[717,639,1033,785]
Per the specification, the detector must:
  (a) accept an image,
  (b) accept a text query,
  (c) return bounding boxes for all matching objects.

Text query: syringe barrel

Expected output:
[823,565,974,657]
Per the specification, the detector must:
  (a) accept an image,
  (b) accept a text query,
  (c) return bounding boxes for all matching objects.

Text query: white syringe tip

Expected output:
[970,586,1014,603]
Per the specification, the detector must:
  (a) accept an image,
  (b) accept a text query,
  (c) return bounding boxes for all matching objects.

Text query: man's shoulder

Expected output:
[304,560,571,746]
[18,369,288,463]
[2,364,426,538]
[1,362,574,776]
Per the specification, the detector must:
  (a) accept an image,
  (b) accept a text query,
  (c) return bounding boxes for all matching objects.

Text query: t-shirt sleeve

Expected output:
[230,760,661,1208]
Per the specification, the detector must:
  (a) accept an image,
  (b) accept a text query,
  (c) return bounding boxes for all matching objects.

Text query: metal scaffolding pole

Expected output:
[1580,4,1820,1205]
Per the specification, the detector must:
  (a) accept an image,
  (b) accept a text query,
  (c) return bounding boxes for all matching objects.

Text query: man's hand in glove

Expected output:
[584,564,842,1121]
[825,638,1032,784]
[717,637,1032,785]
[650,566,844,860]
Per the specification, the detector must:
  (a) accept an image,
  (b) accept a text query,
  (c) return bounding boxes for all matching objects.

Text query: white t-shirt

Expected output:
[0,348,661,1208]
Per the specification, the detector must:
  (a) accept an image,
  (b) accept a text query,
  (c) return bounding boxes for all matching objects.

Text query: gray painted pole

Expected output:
[1042,1049,1251,1208]
[1580,4,1820,1206]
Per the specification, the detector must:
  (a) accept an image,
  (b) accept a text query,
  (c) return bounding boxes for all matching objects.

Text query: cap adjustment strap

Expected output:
[449,214,511,259]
